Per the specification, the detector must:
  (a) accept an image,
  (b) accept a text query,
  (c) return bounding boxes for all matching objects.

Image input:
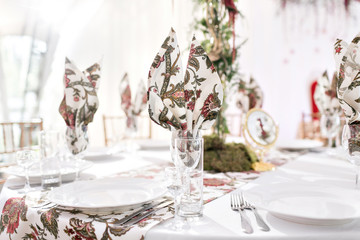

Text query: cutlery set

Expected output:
[230,193,270,234]
[108,199,173,227]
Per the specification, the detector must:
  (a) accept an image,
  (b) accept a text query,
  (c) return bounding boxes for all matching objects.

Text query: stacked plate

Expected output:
[3,160,93,182]
[47,178,167,213]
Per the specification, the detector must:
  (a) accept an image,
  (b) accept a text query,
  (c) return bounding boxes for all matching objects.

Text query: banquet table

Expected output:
[0,142,359,240]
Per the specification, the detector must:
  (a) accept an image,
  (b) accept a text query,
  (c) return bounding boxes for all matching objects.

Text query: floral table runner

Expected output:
[0,163,263,240]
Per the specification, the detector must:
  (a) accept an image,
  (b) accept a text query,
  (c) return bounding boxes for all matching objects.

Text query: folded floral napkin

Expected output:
[119,73,147,128]
[235,77,263,113]
[147,28,223,138]
[334,33,360,153]
[314,71,341,116]
[59,58,101,154]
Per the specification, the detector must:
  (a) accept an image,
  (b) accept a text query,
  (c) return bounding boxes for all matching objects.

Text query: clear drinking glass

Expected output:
[342,124,360,188]
[16,150,36,193]
[65,127,88,181]
[170,129,185,166]
[39,130,62,189]
[320,114,341,152]
[175,136,204,218]
[164,167,185,230]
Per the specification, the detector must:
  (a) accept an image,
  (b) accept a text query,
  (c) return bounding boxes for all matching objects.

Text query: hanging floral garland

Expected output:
[280,0,360,11]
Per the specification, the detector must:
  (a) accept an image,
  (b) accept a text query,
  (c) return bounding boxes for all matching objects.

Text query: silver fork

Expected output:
[230,194,253,234]
[240,193,270,232]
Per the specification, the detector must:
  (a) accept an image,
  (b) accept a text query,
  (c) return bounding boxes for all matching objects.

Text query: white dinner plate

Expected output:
[276,139,323,151]
[3,160,93,180]
[84,148,113,160]
[48,177,167,211]
[244,182,360,225]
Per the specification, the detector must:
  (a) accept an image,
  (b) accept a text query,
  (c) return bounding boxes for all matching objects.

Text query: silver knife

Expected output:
[120,201,173,226]
[109,199,171,225]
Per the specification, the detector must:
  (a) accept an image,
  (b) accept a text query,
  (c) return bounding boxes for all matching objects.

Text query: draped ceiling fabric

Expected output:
[0,0,104,121]
[1,0,360,145]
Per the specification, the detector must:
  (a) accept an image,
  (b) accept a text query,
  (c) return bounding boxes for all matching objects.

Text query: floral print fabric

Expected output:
[147,28,223,137]
[235,77,263,113]
[314,71,341,116]
[0,165,256,240]
[334,33,360,124]
[119,73,147,128]
[59,58,101,154]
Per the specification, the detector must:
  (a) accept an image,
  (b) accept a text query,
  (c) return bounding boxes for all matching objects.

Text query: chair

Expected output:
[298,113,345,146]
[0,118,43,154]
[103,115,152,146]
[297,112,322,140]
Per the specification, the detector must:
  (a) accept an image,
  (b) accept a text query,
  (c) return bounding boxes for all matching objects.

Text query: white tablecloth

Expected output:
[146,152,360,240]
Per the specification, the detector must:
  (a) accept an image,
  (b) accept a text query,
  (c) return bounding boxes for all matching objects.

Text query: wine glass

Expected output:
[342,124,360,188]
[16,150,36,193]
[123,113,140,153]
[320,114,341,153]
[164,167,186,230]
[65,126,88,181]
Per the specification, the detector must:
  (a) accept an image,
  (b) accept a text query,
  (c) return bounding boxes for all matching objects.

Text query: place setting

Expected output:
[2,1,360,240]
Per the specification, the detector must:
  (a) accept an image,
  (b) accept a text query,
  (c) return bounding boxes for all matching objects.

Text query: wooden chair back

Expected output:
[103,115,152,146]
[298,112,322,140]
[0,119,43,154]
[298,113,345,145]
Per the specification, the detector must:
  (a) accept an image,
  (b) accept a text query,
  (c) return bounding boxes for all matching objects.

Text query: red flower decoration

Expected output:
[74,96,79,102]
[0,197,27,234]
[187,101,195,111]
[196,89,202,98]
[335,46,342,54]
[156,55,164,68]
[201,94,214,117]
[181,122,187,130]
[248,92,257,109]
[64,74,70,87]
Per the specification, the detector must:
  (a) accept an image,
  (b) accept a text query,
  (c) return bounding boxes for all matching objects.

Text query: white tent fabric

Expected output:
[1,0,360,146]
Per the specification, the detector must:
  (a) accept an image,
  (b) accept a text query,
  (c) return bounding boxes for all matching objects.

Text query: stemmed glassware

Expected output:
[342,124,360,188]
[164,167,185,230]
[16,150,36,193]
[320,114,341,153]
[65,126,88,181]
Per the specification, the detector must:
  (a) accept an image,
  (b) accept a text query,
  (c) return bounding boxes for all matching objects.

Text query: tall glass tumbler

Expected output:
[39,130,62,189]
[175,136,204,218]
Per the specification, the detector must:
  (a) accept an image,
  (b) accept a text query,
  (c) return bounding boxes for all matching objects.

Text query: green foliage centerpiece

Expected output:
[193,0,246,137]
[193,0,259,171]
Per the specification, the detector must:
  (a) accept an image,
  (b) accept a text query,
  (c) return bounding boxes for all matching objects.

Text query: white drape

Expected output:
[236,0,360,140]
[2,0,360,146]
[39,0,196,147]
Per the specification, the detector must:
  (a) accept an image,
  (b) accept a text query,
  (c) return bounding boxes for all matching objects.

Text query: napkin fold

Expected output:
[314,71,341,116]
[148,28,223,137]
[59,58,101,154]
[334,33,360,153]
[235,77,263,113]
[119,73,147,128]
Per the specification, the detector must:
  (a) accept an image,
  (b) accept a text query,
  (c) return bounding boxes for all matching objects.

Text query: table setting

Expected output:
[2,25,360,240]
